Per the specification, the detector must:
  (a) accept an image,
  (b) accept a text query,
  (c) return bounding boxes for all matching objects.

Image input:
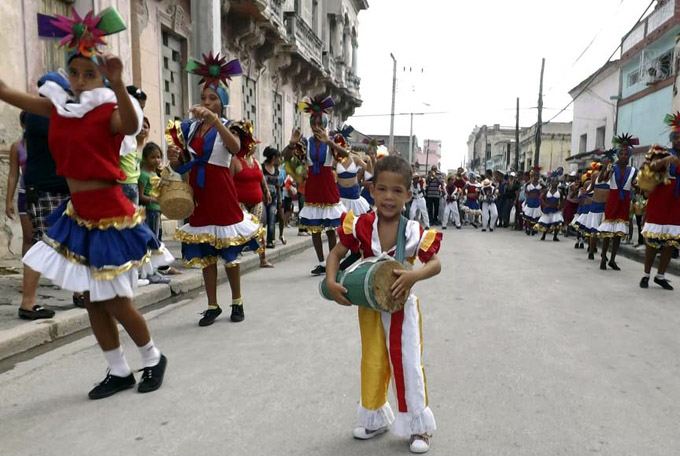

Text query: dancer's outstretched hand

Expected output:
[97,54,124,85]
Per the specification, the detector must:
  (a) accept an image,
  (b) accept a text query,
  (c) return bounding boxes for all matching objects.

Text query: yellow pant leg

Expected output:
[358,306,390,410]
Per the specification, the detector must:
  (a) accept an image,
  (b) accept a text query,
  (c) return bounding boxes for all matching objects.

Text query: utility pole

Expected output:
[389,53,397,151]
[425,139,430,171]
[534,58,545,168]
[515,97,520,171]
[408,112,414,164]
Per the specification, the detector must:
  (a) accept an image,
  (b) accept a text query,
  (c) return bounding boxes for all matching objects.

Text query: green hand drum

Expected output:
[319,216,409,313]
[319,258,407,312]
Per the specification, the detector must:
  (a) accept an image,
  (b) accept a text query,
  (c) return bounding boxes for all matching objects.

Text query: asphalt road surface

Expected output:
[1,228,680,455]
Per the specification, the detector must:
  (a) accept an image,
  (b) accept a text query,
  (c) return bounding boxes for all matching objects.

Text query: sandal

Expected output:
[73,293,86,308]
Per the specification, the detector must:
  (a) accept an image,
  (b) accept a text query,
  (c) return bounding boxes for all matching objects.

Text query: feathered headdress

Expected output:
[581,170,593,184]
[589,161,602,172]
[228,120,260,157]
[330,125,354,148]
[612,133,639,150]
[549,167,564,180]
[362,137,385,149]
[597,148,617,161]
[37,7,126,60]
[664,112,680,140]
[530,165,542,177]
[186,53,242,90]
[298,95,334,119]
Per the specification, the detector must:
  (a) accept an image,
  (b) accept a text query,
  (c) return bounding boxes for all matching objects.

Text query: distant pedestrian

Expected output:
[522,168,543,235]
[5,111,33,256]
[409,172,429,228]
[480,179,498,232]
[425,165,442,225]
[535,174,564,242]
[442,174,461,229]
[463,174,482,228]
[500,172,520,227]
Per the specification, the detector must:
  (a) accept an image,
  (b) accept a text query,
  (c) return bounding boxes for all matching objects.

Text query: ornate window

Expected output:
[272,92,283,150]
[161,30,186,125]
[242,76,257,124]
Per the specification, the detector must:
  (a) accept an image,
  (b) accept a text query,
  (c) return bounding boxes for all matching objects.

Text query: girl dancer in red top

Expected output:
[283,95,349,276]
[168,53,264,326]
[0,7,172,399]
[230,120,273,268]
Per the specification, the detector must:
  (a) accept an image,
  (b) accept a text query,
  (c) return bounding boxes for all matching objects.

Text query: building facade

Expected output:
[415,139,441,172]
[616,0,679,165]
[519,122,572,173]
[0,0,367,258]
[568,60,620,171]
[466,124,516,174]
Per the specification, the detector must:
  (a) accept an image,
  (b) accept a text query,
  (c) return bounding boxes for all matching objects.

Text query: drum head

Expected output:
[372,261,408,313]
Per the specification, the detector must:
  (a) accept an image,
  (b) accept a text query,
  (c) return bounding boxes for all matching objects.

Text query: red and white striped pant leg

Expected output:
[382,296,437,437]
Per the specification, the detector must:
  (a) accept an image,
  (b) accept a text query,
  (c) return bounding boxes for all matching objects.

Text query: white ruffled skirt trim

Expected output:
[23,241,174,302]
[581,211,605,231]
[522,205,542,219]
[340,197,371,216]
[357,402,395,431]
[537,212,564,225]
[390,407,437,437]
[642,223,680,245]
[598,221,628,237]
[176,213,263,247]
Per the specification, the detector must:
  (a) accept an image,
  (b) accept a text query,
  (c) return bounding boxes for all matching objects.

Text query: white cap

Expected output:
[510,172,516,177]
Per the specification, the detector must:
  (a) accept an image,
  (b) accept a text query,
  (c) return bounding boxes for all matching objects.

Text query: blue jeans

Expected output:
[265,198,278,244]
[120,183,139,206]
[146,209,160,238]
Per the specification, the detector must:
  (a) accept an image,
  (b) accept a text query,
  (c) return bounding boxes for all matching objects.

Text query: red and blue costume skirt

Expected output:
[299,166,345,233]
[598,189,631,238]
[174,162,264,268]
[642,179,680,247]
[22,186,174,302]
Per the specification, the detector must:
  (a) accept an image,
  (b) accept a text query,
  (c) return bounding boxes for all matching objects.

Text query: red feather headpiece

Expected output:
[186,53,242,90]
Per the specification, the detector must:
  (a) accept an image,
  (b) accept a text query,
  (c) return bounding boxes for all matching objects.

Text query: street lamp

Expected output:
[389,53,396,152]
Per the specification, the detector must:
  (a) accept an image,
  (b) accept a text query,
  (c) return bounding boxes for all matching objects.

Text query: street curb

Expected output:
[616,244,680,277]
[0,238,313,362]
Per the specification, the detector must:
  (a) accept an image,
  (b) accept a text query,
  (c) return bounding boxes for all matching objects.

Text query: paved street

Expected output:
[1,227,680,455]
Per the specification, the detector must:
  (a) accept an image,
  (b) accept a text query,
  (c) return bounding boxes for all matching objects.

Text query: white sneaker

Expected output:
[138,279,150,287]
[352,426,388,440]
[409,434,431,453]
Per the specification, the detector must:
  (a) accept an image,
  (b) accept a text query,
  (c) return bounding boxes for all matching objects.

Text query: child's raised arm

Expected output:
[325,242,352,306]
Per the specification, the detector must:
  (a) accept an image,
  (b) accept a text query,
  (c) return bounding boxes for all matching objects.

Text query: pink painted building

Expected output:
[415,139,442,171]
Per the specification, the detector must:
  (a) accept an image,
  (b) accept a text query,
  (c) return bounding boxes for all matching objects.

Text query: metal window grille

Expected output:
[241,76,257,123]
[161,30,185,125]
[272,91,283,150]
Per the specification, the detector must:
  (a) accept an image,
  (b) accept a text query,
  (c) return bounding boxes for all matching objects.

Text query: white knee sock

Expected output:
[138,339,161,368]
[103,346,132,377]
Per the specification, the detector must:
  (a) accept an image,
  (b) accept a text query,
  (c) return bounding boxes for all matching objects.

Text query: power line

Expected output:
[544,0,656,126]
[545,0,628,95]
[350,111,450,118]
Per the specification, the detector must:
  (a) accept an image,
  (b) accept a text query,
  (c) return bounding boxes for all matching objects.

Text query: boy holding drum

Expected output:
[325,156,442,454]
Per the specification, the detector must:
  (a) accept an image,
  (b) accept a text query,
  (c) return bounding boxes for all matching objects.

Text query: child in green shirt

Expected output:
[138,142,162,236]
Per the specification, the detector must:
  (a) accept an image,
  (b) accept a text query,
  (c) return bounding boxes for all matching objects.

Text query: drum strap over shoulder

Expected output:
[395,215,407,265]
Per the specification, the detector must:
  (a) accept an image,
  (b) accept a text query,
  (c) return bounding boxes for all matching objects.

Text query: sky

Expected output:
[347,0,655,171]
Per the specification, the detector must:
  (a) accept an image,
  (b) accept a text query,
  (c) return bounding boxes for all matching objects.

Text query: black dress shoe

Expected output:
[199,306,222,327]
[230,304,245,322]
[311,265,326,276]
[553,236,560,242]
[654,277,674,290]
[138,355,167,393]
[18,305,55,320]
[574,242,580,249]
[608,261,620,271]
[600,259,607,270]
[88,371,135,400]
[588,252,595,260]
[640,277,649,288]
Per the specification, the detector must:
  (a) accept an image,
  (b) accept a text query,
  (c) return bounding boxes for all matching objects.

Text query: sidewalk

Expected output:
[0,227,313,362]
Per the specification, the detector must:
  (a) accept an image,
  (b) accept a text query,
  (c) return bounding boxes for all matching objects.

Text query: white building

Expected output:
[567,60,621,170]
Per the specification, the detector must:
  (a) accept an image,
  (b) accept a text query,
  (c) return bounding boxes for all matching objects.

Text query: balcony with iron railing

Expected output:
[622,0,678,56]
[284,12,323,68]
